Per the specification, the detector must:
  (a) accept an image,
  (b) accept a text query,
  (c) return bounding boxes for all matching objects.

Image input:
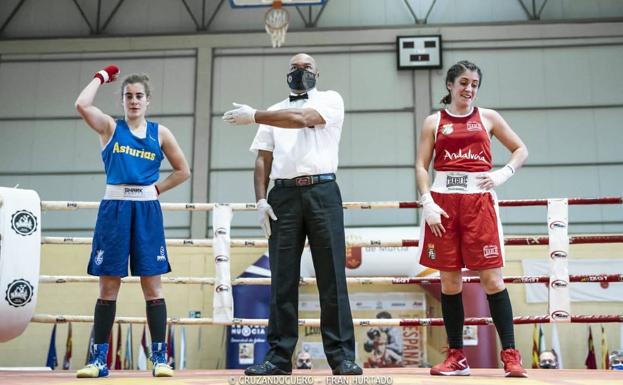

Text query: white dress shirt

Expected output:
[249,88,345,180]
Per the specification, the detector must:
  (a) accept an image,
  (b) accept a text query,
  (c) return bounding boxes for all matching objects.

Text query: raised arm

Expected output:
[74,65,119,144]
[156,125,191,195]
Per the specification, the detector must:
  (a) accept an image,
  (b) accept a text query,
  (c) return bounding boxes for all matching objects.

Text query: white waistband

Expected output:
[431,171,490,194]
[104,184,158,200]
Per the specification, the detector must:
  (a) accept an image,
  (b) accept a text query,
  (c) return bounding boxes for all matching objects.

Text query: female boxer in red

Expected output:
[416,60,529,378]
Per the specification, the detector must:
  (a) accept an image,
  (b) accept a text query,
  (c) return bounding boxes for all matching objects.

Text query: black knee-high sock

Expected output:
[146,298,167,343]
[487,289,515,349]
[441,292,464,349]
[93,299,116,344]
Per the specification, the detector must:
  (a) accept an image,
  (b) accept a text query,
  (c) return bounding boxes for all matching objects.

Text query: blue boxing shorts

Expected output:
[88,185,170,277]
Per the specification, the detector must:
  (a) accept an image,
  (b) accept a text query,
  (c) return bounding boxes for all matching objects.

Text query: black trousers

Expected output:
[264,180,355,371]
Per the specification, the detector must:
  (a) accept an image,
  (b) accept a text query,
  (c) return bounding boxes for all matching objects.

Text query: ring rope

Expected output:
[38,274,623,285]
[41,234,623,247]
[29,314,623,326]
[40,196,623,211]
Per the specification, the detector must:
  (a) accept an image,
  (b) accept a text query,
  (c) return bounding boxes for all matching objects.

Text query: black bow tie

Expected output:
[289,93,308,102]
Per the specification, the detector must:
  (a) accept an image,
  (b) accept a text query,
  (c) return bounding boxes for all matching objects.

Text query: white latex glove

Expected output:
[256,199,278,238]
[420,193,449,237]
[477,164,515,190]
[222,102,256,125]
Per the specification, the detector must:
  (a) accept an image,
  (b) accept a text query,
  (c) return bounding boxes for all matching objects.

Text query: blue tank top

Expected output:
[102,120,163,185]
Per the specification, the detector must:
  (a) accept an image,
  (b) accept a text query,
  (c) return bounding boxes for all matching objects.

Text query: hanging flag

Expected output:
[551,323,563,369]
[531,323,539,368]
[46,324,58,370]
[115,323,122,370]
[167,324,176,369]
[85,325,94,365]
[585,326,597,369]
[137,325,149,370]
[601,325,609,370]
[124,324,134,370]
[62,322,73,370]
[106,333,113,369]
[179,326,187,370]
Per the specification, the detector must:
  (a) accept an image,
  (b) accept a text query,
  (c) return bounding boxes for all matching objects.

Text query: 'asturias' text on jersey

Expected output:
[112,142,157,161]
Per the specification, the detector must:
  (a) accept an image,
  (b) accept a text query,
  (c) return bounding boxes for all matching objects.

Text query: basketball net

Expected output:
[265,1,289,48]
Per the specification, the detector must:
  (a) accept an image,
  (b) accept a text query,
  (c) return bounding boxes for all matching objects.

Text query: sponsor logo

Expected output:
[156,246,166,262]
[551,310,570,320]
[124,187,144,196]
[427,244,436,260]
[550,250,568,259]
[441,124,454,135]
[483,245,499,258]
[5,279,34,307]
[215,227,228,236]
[443,149,487,163]
[230,325,265,336]
[446,173,468,191]
[467,121,483,131]
[185,204,196,209]
[370,240,381,246]
[215,255,229,263]
[420,319,431,326]
[521,276,540,283]
[345,246,362,269]
[11,210,37,236]
[215,284,230,293]
[549,221,567,229]
[183,239,194,245]
[67,202,78,208]
[245,241,256,246]
[359,321,371,326]
[551,279,568,288]
[95,250,104,265]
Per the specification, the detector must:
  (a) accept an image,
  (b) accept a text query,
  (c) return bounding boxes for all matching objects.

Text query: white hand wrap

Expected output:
[421,193,444,226]
[488,164,515,187]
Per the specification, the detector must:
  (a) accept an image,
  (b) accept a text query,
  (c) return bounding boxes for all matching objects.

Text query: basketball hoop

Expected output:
[265,1,290,48]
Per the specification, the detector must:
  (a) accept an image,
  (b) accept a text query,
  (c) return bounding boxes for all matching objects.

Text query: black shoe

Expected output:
[244,361,291,376]
[332,360,363,375]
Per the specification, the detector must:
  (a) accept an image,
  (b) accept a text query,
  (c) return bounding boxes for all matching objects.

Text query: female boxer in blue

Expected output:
[74,65,190,378]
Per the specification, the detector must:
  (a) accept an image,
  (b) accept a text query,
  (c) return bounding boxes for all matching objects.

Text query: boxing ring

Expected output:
[1,191,622,384]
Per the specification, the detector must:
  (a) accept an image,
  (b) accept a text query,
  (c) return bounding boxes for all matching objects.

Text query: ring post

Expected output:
[548,198,571,322]
[212,204,234,323]
[0,187,41,341]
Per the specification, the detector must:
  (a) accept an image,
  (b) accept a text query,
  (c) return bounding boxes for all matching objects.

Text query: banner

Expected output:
[213,204,233,322]
[298,292,426,369]
[300,227,427,278]
[522,259,623,302]
[226,255,271,369]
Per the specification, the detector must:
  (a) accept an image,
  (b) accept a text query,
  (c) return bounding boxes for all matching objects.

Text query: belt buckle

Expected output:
[295,176,312,186]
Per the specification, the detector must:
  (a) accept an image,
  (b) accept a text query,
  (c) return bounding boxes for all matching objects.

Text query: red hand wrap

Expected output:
[94,65,120,84]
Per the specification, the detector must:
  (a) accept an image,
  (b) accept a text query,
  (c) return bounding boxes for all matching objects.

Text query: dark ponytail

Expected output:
[440,60,482,105]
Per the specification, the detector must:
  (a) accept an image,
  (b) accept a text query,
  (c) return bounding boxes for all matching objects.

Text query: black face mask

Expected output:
[287,68,316,92]
[539,362,556,369]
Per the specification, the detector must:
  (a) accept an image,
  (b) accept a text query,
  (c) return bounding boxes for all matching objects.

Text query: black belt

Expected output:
[274,173,336,187]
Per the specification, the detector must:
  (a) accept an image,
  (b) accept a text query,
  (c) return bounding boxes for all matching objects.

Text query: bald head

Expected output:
[289,53,318,74]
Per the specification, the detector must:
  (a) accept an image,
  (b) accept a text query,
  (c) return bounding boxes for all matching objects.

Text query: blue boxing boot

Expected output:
[76,343,109,378]
[151,342,173,377]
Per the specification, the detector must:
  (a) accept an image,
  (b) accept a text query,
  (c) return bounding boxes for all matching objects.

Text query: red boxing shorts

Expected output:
[418,171,505,271]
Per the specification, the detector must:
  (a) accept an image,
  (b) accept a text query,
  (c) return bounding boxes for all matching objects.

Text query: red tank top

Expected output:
[433,107,492,172]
